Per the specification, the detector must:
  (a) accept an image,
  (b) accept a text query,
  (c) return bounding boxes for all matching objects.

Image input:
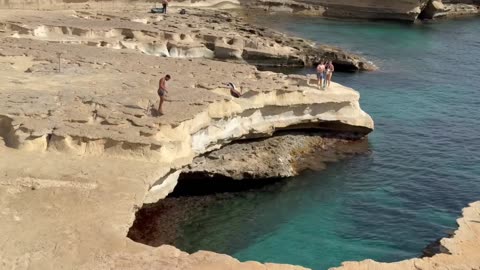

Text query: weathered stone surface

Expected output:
[182,133,368,180]
[442,2,480,17]
[420,0,449,18]
[0,8,375,71]
[246,0,479,21]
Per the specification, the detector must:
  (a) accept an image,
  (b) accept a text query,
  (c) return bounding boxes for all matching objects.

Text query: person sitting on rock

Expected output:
[157,74,171,115]
[227,82,242,98]
[316,61,326,90]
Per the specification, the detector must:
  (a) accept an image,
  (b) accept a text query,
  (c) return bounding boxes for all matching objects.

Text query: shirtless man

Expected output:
[316,61,326,89]
[157,74,171,115]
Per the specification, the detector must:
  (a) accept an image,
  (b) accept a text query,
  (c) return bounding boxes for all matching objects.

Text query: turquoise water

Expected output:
[174,16,480,269]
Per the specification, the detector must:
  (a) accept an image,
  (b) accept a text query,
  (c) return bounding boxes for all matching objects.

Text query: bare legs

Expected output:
[327,73,333,88]
[158,96,164,115]
[317,77,323,89]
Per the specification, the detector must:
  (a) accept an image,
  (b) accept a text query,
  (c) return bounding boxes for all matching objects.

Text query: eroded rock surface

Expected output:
[0,9,375,71]
[183,133,368,180]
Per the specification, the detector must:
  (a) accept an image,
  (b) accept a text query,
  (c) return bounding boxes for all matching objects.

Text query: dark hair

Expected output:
[165,74,171,79]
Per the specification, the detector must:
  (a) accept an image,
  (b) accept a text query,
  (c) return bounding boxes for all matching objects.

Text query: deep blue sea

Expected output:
[174,15,480,270]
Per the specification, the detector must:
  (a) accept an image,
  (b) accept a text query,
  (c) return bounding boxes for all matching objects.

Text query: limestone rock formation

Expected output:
[182,133,368,180]
[441,1,480,17]
[420,0,479,18]
[0,9,375,71]
[420,0,449,18]
[0,0,478,21]
[246,0,479,21]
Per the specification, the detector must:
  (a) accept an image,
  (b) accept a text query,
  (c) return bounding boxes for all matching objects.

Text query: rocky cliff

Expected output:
[0,0,478,21]
[248,0,479,20]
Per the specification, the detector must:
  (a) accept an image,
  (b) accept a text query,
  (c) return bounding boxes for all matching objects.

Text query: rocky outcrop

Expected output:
[245,0,431,21]
[0,9,375,71]
[420,0,479,18]
[247,0,479,21]
[181,133,368,180]
[441,2,480,17]
[420,0,449,18]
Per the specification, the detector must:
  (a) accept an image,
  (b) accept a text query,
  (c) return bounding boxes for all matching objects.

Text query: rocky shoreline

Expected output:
[0,0,478,22]
[243,0,479,21]
[0,4,479,270]
[0,8,375,71]
[182,131,368,181]
[128,132,370,248]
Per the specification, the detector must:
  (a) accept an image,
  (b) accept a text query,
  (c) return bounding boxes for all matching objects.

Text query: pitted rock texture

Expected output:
[0,9,375,71]
[182,133,368,180]
[0,10,375,163]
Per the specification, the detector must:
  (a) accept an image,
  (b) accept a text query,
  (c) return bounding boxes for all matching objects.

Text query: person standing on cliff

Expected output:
[162,0,170,13]
[157,74,171,115]
[316,61,326,90]
[326,61,335,88]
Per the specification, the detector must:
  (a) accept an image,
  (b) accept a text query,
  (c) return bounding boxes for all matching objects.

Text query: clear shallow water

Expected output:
[174,16,480,269]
